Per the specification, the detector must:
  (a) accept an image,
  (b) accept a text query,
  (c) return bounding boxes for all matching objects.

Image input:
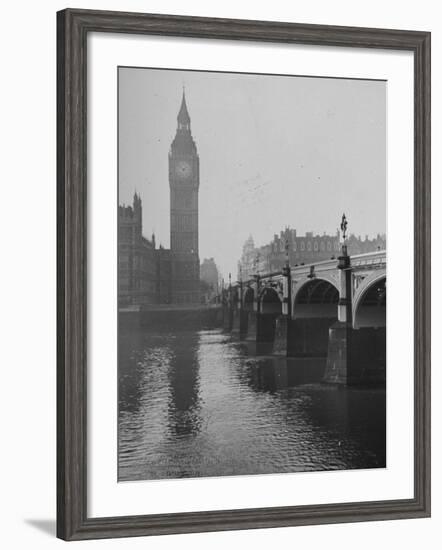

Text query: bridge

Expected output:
[222,248,386,386]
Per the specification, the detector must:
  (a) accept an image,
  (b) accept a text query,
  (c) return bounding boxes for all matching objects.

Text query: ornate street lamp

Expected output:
[339,212,349,261]
[254,252,261,313]
[338,213,352,325]
[281,238,292,317]
[238,263,243,309]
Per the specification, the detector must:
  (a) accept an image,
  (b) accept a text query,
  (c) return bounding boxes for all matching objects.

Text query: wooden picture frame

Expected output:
[57,8,431,541]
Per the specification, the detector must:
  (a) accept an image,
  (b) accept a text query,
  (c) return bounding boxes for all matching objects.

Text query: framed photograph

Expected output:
[57,8,431,541]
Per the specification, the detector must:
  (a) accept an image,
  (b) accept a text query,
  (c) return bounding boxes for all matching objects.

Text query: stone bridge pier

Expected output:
[323,273,386,384]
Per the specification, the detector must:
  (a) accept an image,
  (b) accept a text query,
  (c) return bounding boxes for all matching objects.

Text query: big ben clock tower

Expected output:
[169,90,200,303]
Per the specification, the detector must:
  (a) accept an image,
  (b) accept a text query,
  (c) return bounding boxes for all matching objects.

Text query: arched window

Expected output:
[307,241,312,251]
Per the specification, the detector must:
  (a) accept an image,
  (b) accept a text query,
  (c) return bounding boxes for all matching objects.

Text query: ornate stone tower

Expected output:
[169,90,200,303]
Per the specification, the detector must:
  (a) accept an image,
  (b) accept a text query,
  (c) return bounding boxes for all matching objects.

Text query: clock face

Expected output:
[175,160,192,179]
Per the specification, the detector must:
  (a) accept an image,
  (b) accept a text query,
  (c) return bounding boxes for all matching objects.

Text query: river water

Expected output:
[118,328,386,481]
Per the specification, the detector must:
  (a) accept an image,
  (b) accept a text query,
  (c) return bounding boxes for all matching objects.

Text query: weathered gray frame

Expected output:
[57,8,431,541]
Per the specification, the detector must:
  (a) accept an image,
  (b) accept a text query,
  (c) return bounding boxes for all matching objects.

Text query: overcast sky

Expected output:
[119,67,386,280]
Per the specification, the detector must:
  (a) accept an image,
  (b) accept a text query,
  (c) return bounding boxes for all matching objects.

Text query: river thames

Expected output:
[118,327,386,482]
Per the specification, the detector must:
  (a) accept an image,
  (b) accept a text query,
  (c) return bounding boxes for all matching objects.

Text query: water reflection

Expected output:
[118,328,386,481]
[167,332,201,437]
[240,353,328,394]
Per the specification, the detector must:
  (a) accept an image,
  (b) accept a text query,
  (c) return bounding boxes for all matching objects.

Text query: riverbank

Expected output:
[119,304,223,330]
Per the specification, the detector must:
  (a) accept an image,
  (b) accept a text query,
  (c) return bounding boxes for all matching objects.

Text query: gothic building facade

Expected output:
[118,193,157,306]
[118,91,201,307]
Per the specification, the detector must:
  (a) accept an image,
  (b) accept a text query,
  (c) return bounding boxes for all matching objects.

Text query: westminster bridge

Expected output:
[221,249,386,385]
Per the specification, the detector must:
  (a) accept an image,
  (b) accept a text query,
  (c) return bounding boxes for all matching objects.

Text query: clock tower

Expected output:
[169,90,200,303]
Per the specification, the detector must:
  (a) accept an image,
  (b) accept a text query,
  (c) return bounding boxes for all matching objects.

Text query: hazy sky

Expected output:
[119,67,386,279]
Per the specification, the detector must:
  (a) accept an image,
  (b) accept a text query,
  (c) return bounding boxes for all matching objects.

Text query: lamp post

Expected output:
[340,212,348,257]
[337,213,352,325]
[323,213,354,384]
[239,264,243,309]
[254,252,261,314]
[282,238,292,318]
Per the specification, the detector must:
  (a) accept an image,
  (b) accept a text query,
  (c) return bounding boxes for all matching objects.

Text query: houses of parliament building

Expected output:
[118,91,201,307]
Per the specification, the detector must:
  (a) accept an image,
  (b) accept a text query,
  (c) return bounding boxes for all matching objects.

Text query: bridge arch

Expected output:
[292,277,339,319]
[243,286,255,311]
[253,285,282,344]
[353,274,386,329]
[259,286,282,315]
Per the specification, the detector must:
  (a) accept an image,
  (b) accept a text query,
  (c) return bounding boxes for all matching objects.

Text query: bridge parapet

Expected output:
[351,250,386,272]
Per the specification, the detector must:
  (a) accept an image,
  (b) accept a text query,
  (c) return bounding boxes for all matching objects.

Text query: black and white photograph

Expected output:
[0,0,435,545]
[118,67,387,482]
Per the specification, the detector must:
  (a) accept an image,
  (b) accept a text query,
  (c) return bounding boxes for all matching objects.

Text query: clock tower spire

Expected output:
[177,87,191,130]
[169,89,200,303]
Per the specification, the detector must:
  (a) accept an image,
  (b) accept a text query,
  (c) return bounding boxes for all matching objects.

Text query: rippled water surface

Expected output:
[118,328,386,481]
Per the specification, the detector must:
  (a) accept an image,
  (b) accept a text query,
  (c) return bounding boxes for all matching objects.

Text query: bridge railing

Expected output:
[230,249,386,287]
[350,250,386,269]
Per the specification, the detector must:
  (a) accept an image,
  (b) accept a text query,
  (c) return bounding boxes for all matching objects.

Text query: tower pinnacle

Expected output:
[171,88,197,156]
[177,88,190,128]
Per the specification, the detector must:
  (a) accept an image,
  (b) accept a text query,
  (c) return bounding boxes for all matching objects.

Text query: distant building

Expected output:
[200,258,220,303]
[238,227,386,280]
[238,235,270,281]
[118,90,203,308]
